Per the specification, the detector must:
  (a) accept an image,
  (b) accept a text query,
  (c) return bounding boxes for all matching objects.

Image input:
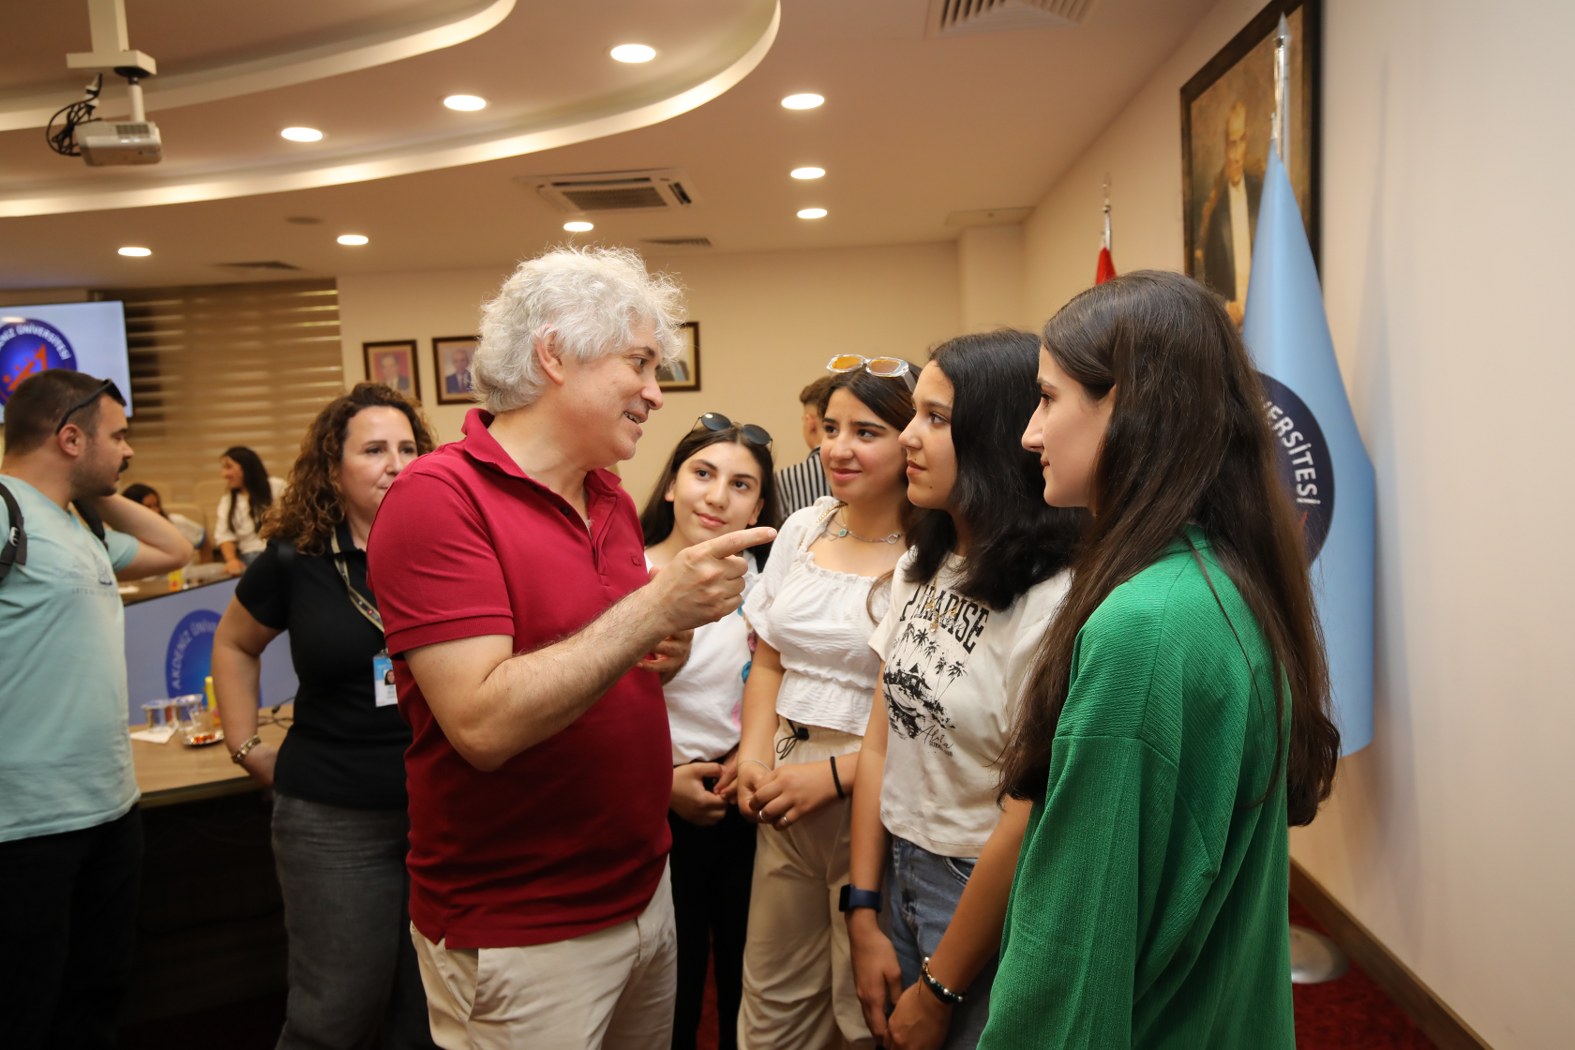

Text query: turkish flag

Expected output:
[1095,246,1116,285]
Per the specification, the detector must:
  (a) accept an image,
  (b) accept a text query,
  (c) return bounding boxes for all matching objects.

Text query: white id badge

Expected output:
[373,652,398,707]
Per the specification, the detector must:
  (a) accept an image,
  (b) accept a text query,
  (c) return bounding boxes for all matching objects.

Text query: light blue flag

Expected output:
[1242,149,1375,755]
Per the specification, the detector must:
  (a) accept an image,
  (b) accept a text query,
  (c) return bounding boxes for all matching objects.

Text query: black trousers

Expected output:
[0,806,144,1049]
[668,803,756,1050]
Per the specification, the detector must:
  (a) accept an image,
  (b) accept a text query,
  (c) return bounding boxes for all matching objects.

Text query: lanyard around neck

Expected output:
[329,523,383,635]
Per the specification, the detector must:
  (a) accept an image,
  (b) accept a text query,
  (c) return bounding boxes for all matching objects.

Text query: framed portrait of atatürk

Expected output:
[1181,0,1320,325]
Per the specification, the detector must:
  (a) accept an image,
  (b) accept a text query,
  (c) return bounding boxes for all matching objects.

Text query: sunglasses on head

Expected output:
[694,412,772,447]
[825,355,912,380]
[55,379,125,435]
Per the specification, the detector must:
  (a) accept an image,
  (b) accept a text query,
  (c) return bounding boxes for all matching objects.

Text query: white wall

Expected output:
[338,242,961,501]
[1023,0,1575,1046]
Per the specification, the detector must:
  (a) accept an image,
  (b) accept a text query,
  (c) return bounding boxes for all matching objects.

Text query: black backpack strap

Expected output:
[0,481,25,585]
[71,498,110,551]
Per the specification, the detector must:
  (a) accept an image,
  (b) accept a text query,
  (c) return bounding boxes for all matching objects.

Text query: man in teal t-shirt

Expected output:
[0,370,192,1046]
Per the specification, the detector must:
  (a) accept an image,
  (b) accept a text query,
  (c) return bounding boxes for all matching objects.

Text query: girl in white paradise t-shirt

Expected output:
[846,331,1084,1049]
[639,413,779,1050]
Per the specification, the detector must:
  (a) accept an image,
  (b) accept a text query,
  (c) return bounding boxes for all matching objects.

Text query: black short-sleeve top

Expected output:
[235,528,409,810]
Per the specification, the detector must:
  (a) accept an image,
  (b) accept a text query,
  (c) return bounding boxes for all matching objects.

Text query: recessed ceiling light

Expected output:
[563,220,595,233]
[790,166,826,180]
[610,43,656,64]
[781,93,824,111]
[117,246,152,257]
[443,94,487,112]
[337,234,369,246]
[280,126,324,142]
[796,208,828,220]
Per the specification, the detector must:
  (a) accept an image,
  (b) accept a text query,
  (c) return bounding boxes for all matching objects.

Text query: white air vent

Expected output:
[524,169,696,214]
[926,0,1098,36]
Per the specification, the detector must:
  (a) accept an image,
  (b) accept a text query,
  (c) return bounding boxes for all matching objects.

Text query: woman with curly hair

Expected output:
[212,383,439,1050]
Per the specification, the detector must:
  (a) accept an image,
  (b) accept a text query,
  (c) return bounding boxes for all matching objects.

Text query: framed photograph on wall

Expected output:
[1180,0,1320,326]
[363,340,420,399]
[433,335,479,405]
[656,321,700,392]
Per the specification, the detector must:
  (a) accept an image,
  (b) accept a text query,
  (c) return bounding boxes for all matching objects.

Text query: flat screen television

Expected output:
[0,300,133,423]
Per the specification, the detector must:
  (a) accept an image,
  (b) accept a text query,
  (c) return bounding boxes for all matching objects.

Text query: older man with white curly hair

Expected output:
[368,246,775,1049]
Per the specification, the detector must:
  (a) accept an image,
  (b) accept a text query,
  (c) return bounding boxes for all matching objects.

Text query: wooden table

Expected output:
[123,706,296,1024]
[129,706,291,806]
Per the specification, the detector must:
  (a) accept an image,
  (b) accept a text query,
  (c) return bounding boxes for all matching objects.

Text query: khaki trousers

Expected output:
[412,864,676,1049]
[738,721,874,1049]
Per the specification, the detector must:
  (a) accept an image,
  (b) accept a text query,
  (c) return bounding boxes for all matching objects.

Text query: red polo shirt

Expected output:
[367,409,671,949]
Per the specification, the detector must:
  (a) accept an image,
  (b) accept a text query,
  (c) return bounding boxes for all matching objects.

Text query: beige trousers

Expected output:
[738,720,875,1050]
[412,864,676,1050]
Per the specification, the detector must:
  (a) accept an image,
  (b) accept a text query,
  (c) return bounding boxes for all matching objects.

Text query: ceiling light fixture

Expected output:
[790,166,826,180]
[563,220,595,233]
[117,246,152,257]
[337,234,369,246]
[796,208,828,220]
[443,94,488,112]
[280,127,324,142]
[610,44,656,64]
[781,93,824,111]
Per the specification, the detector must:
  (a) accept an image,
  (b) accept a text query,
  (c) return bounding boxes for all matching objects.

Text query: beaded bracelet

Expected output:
[920,956,967,1006]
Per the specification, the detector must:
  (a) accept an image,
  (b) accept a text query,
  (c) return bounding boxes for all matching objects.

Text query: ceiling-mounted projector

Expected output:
[78,120,162,165]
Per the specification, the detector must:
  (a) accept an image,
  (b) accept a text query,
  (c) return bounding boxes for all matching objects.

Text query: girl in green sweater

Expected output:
[982,271,1341,1048]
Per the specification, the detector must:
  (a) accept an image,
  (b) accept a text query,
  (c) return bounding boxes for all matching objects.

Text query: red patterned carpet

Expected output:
[1289,897,1436,1049]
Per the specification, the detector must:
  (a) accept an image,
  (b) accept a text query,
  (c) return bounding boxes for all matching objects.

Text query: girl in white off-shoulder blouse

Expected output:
[735,360,918,1050]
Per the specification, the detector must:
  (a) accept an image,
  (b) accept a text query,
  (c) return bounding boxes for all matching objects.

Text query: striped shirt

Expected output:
[775,447,831,518]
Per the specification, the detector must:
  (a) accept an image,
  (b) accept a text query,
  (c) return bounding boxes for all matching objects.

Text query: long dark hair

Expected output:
[221,446,274,533]
[639,423,781,564]
[906,331,1082,609]
[998,271,1339,826]
[267,383,437,555]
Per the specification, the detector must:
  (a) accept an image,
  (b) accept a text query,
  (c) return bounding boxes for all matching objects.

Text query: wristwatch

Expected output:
[838,885,881,913]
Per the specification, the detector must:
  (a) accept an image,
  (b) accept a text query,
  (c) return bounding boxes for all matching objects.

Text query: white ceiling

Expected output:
[1,0,1215,291]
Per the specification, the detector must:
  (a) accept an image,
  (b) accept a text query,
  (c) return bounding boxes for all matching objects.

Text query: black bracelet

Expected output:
[920,956,967,1005]
[829,755,846,799]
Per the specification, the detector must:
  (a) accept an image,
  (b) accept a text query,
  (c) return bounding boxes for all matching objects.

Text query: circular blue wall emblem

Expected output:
[1259,374,1335,563]
[166,610,222,696]
[0,319,77,405]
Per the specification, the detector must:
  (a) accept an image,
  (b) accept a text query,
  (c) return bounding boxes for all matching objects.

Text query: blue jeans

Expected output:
[887,836,998,1050]
[271,793,435,1050]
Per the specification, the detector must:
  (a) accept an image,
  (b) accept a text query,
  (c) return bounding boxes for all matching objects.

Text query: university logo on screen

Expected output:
[0,319,78,403]
[166,609,221,696]
[1260,374,1334,562]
